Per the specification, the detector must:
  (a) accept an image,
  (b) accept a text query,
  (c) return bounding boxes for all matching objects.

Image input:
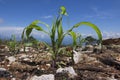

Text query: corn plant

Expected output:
[22,6,102,67]
[8,34,18,54]
[76,33,86,47]
[22,6,69,67]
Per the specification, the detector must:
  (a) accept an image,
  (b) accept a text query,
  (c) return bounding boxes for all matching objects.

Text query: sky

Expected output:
[0,0,120,41]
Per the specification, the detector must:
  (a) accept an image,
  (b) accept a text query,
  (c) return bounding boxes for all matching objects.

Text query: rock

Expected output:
[5,46,9,52]
[18,54,32,62]
[86,45,94,51]
[40,64,51,70]
[11,78,16,80]
[0,45,9,52]
[25,47,32,52]
[19,48,23,52]
[56,66,77,78]
[106,75,117,80]
[93,45,102,53]
[6,56,16,64]
[30,74,54,80]
[73,50,84,64]
[75,47,82,52]
[0,68,6,71]
[20,47,33,52]
[0,54,6,62]
[0,68,11,78]
[73,50,96,64]
[23,58,31,61]
[19,54,28,59]
[46,64,51,67]
[102,45,107,50]
[116,55,120,61]
[81,51,93,54]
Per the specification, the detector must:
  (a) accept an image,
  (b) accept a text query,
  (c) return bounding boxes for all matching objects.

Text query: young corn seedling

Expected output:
[22,6,102,67]
[22,6,69,67]
[8,34,18,55]
[76,33,86,47]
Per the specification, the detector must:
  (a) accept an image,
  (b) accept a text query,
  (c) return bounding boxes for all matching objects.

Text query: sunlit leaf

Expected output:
[38,20,50,32]
[26,27,33,38]
[69,31,77,47]
[31,20,40,25]
[21,28,26,40]
[70,22,102,45]
[60,6,68,16]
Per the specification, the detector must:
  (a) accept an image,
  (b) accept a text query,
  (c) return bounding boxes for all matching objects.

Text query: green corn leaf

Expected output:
[58,25,64,47]
[60,6,68,16]
[51,22,56,39]
[24,20,40,38]
[50,21,56,50]
[29,20,47,32]
[58,20,63,36]
[57,18,63,38]
[30,24,43,31]
[38,20,50,32]
[26,27,33,38]
[56,16,64,48]
[69,22,102,44]
[21,28,26,40]
[69,31,77,47]
[24,20,49,39]
[31,20,40,25]
[31,20,49,30]
[58,25,63,40]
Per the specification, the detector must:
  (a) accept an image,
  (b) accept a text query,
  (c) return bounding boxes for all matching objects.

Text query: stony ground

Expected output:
[0,38,120,80]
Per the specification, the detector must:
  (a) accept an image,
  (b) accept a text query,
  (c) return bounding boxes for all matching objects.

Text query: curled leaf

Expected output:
[60,6,68,16]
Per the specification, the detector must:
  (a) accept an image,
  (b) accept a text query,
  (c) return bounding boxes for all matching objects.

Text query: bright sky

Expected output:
[0,0,120,40]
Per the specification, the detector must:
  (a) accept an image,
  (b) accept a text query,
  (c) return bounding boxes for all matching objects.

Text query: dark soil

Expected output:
[0,38,120,80]
[102,38,120,45]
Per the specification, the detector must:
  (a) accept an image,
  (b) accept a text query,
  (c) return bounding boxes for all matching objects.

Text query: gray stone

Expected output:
[73,50,96,64]
[56,66,77,78]
[19,54,28,59]
[0,68,11,77]
[106,76,117,80]
[7,56,16,64]
[93,45,102,53]
[11,78,16,80]
[20,47,33,52]
[73,50,83,64]
[0,68,6,71]
[30,74,54,80]
[86,45,94,51]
